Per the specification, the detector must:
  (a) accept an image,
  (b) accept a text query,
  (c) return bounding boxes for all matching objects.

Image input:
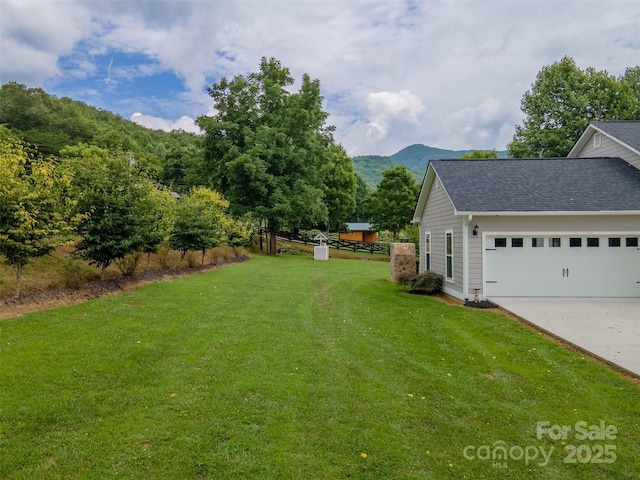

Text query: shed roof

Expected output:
[429,157,640,213]
[346,223,375,231]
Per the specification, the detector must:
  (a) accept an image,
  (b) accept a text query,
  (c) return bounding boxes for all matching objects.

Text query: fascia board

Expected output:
[453,210,640,216]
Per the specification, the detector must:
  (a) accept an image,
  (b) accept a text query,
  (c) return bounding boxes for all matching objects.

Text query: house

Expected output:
[339,223,378,243]
[568,121,640,171]
[412,122,640,300]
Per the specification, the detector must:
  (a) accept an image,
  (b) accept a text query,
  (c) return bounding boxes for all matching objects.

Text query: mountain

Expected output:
[353,144,508,188]
[351,155,423,188]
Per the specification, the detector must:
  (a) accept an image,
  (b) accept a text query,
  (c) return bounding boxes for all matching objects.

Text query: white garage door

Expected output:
[484,234,640,297]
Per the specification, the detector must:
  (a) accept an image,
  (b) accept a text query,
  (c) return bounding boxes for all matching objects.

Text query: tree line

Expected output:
[2,56,638,297]
[1,127,255,298]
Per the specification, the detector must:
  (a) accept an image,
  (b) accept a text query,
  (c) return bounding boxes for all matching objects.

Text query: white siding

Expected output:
[419,176,464,298]
[572,132,640,171]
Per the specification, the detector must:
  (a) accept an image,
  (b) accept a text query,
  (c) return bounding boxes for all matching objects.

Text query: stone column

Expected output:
[390,243,416,281]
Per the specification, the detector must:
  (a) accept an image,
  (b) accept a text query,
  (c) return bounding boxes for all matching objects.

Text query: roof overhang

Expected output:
[453,210,640,216]
[412,164,457,223]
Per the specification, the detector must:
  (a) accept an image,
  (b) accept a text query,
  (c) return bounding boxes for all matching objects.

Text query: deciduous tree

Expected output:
[66,148,170,280]
[320,145,357,231]
[365,165,420,241]
[0,128,78,297]
[197,57,342,254]
[169,187,229,265]
[508,57,640,158]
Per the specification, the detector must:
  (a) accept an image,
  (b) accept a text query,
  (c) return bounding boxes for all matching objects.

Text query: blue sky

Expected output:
[1,0,639,156]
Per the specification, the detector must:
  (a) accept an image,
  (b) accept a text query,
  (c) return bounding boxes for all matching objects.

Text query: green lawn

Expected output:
[1,255,638,479]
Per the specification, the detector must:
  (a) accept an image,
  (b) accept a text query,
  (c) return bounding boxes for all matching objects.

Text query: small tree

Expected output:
[67,148,168,280]
[223,214,254,256]
[0,128,78,297]
[365,165,420,241]
[170,187,229,266]
[141,186,176,269]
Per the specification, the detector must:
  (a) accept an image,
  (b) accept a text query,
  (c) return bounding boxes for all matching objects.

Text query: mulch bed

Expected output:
[0,256,249,319]
[464,300,498,309]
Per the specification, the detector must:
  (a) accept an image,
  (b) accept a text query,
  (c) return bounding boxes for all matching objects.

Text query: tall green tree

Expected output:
[66,148,170,280]
[197,57,340,254]
[508,57,640,158]
[0,128,78,298]
[348,174,372,223]
[320,145,357,231]
[365,165,420,241]
[169,187,229,265]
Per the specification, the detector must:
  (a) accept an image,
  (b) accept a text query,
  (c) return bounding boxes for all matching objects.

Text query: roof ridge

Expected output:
[432,157,622,162]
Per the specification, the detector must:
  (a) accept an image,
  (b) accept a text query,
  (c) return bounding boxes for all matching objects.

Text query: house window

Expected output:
[550,237,561,247]
[587,237,599,247]
[445,231,453,281]
[424,232,431,270]
[532,237,544,247]
[593,132,602,148]
[494,238,507,248]
[511,238,524,248]
[608,238,621,247]
[569,237,582,247]
[626,237,639,247]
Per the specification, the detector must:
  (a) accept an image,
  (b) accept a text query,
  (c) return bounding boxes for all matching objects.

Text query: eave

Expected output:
[452,210,640,217]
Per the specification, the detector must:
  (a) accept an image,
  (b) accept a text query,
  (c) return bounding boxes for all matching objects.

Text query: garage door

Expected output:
[484,234,640,297]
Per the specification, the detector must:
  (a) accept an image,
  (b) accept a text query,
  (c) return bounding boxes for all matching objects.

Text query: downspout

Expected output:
[462,214,472,302]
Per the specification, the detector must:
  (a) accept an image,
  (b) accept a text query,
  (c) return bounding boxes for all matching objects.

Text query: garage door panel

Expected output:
[484,235,640,298]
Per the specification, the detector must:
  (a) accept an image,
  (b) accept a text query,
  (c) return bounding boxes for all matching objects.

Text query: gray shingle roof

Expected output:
[431,157,640,212]
[594,121,640,152]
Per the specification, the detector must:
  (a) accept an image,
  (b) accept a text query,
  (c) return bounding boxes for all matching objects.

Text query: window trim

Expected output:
[494,237,507,248]
[424,231,431,271]
[532,237,544,248]
[569,237,582,247]
[445,230,454,282]
[608,237,621,247]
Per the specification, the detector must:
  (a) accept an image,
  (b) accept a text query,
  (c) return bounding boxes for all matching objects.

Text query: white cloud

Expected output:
[439,98,517,151]
[131,113,201,134]
[0,0,96,84]
[1,0,639,156]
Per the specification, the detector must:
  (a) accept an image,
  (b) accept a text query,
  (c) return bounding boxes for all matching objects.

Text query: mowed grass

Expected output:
[1,255,638,479]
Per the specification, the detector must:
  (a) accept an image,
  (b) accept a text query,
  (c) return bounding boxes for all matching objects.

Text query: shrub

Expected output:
[397,271,443,294]
[184,251,199,268]
[156,241,175,270]
[61,259,88,290]
[115,252,141,276]
[276,243,311,256]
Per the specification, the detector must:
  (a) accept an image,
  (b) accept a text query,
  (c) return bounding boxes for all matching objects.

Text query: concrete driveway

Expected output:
[489,297,640,377]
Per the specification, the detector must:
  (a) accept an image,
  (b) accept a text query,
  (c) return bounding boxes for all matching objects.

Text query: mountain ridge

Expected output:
[354,144,508,187]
